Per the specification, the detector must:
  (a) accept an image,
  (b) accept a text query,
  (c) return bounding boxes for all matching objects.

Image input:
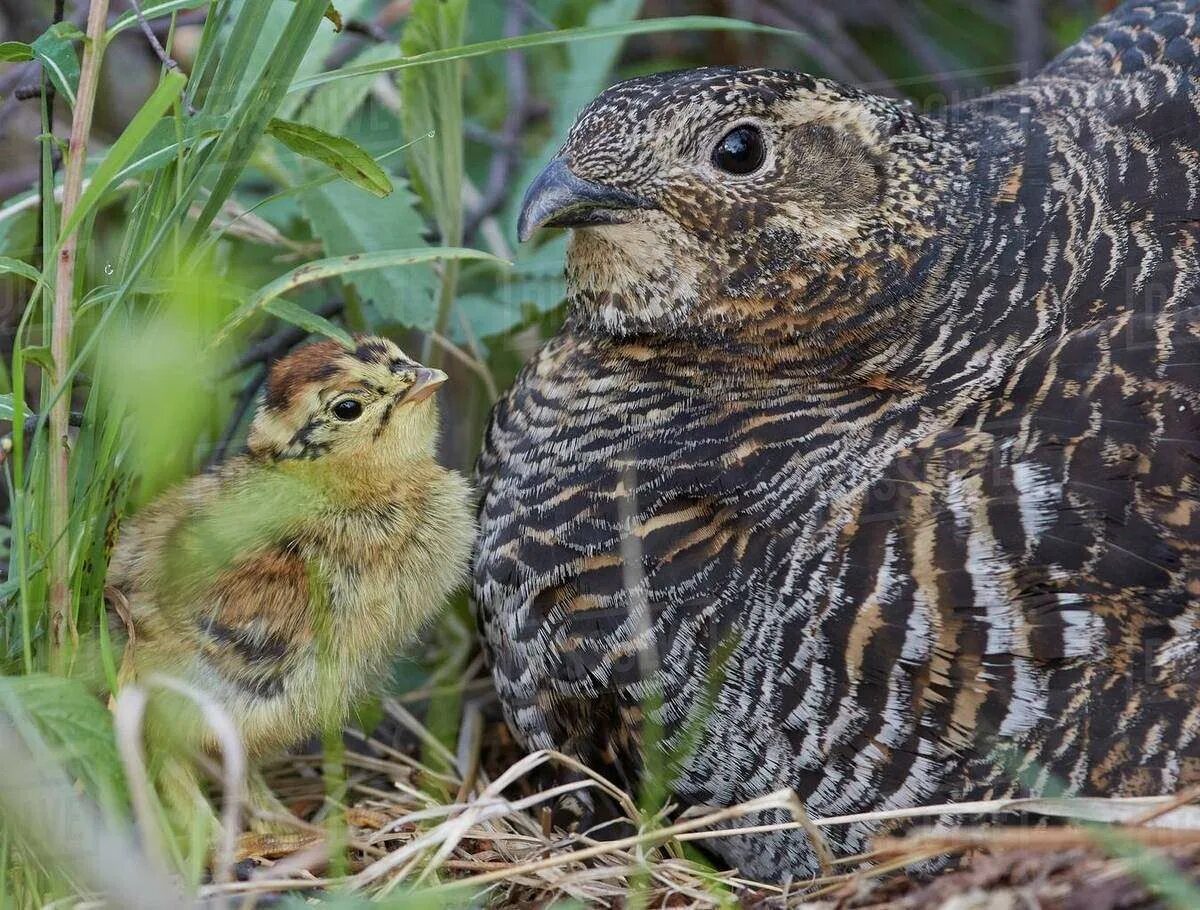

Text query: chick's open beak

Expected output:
[401,367,448,404]
[517,157,652,242]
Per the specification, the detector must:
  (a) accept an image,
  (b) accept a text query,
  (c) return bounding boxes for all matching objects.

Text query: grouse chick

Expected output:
[476,0,1200,882]
[108,335,473,826]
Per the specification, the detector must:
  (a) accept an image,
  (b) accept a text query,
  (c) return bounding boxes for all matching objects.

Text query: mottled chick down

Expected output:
[474,0,1200,883]
[108,336,473,768]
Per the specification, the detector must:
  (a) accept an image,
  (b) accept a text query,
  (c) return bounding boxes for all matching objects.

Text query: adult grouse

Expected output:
[474,0,1200,881]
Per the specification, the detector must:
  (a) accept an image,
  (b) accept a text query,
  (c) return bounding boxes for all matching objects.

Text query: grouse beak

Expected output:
[517,157,651,242]
[401,367,448,405]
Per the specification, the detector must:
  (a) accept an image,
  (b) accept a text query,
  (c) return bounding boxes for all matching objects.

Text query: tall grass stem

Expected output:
[48,0,111,659]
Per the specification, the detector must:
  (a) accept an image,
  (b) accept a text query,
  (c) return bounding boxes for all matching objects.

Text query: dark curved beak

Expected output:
[517,157,651,242]
[401,367,448,404]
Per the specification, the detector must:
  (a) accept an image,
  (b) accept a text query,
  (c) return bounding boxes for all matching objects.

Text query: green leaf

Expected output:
[0,393,13,421]
[266,118,392,197]
[263,298,353,345]
[58,70,187,242]
[301,177,440,329]
[290,17,789,93]
[110,115,223,185]
[0,674,127,808]
[31,21,82,107]
[0,256,43,286]
[0,41,32,63]
[402,0,468,341]
[213,247,508,348]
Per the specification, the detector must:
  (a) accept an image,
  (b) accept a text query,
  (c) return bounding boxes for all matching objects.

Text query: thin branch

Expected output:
[49,0,111,655]
[128,0,180,74]
[207,368,264,468]
[427,328,499,403]
[322,1,411,71]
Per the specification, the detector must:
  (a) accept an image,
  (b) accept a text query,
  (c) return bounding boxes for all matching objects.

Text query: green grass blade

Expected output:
[187,0,330,244]
[199,0,274,119]
[289,17,794,93]
[263,298,353,345]
[57,71,187,242]
[0,257,43,286]
[212,248,508,349]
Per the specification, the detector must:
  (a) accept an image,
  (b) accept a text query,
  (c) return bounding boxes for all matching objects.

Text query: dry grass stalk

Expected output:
[875,825,1200,855]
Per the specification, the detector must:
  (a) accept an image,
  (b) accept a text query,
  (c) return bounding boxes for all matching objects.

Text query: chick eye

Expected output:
[712,125,766,175]
[332,398,363,421]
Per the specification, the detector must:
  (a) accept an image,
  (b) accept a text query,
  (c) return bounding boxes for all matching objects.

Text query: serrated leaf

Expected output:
[0,674,127,808]
[301,177,439,328]
[0,41,32,63]
[31,21,81,107]
[263,298,353,345]
[267,118,392,197]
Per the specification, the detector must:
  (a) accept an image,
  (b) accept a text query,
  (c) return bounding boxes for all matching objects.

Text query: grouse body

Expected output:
[475,1,1200,881]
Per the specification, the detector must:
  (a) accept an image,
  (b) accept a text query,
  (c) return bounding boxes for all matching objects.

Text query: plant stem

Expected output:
[48,0,111,659]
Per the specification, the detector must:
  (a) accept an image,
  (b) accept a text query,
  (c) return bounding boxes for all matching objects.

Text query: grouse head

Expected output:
[519,67,961,362]
[248,336,447,466]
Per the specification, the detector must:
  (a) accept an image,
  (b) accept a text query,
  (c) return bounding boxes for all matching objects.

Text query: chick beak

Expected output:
[517,157,651,242]
[401,367,448,404]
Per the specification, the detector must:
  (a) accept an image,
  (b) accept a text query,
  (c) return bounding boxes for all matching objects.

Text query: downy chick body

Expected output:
[107,336,474,760]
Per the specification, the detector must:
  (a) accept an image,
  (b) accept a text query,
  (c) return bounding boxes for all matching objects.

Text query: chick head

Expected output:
[518,66,951,347]
[247,335,446,466]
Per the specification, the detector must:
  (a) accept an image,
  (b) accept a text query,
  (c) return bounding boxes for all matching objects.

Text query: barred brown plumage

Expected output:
[474,0,1200,882]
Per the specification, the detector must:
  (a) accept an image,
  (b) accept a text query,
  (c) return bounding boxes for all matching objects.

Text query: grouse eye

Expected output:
[332,398,363,421]
[712,125,766,175]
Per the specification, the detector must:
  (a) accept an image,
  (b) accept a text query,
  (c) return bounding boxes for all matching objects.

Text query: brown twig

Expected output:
[128,0,180,74]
